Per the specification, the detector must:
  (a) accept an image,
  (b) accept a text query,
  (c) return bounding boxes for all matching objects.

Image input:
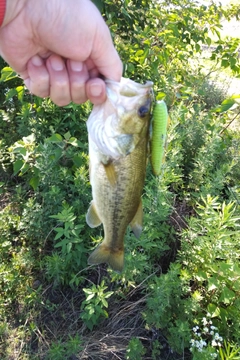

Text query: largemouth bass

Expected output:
[86,77,153,272]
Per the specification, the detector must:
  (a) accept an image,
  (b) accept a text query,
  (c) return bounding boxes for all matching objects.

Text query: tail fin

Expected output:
[88,242,124,273]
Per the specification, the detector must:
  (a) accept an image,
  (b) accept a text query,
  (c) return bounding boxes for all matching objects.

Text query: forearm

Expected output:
[1,0,27,27]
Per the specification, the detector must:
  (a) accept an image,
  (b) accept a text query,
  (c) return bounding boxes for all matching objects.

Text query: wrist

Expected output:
[1,0,27,27]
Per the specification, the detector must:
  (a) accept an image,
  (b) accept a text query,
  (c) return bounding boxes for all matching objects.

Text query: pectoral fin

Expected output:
[86,201,102,228]
[130,200,143,238]
[103,162,117,186]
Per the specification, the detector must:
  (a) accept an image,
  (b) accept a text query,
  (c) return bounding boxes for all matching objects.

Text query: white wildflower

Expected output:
[214,333,222,341]
[193,326,199,332]
[212,340,217,347]
[200,340,207,347]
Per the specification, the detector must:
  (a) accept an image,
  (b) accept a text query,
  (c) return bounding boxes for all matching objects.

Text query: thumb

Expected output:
[91,21,123,82]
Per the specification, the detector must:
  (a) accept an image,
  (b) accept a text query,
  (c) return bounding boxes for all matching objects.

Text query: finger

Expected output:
[46,54,71,106]
[67,60,89,104]
[91,22,123,82]
[24,55,50,97]
[86,78,106,105]
[97,47,123,82]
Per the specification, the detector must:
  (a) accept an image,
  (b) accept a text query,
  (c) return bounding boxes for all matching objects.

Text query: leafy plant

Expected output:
[80,280,113,330]
[219,341,240,360]
[46,334,82,360]
[126,338,146,360]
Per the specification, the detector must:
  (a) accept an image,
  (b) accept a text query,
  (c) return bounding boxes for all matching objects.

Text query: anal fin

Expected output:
[130,200,143,238]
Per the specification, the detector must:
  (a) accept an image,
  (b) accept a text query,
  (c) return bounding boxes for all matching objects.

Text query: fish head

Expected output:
[87,77,153,160]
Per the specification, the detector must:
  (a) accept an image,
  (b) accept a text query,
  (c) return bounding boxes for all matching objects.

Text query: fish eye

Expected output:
[138,105,149,118]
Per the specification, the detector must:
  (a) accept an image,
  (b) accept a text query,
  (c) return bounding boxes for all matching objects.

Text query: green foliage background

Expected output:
[0,0,240,359]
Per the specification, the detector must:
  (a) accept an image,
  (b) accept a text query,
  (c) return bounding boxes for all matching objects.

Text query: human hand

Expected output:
[0,0,122,106]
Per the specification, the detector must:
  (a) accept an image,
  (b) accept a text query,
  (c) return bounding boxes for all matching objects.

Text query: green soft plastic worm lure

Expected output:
[150,100,168,176]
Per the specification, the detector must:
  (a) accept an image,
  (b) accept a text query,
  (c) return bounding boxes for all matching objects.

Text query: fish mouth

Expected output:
[105,78,153,97]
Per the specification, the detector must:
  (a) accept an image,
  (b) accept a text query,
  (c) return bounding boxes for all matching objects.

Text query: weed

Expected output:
[46,334,82,360]
[126,338,146,359]
[80,280,113,330]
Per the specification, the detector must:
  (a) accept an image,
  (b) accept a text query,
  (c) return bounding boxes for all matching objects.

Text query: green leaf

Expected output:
[101,298,108,308]
[67,242,72,253]
[64,131,71,141]
[20,163,30,175]
[0,67,18,82]
[13,146,27,156]
[156,92,166,100]
[221,59,229,68]
[13,159,24,175]
[195,43,200,52]
[207,303,221,317]
[208,276,219,291]
[135,50,144,57]
[83,288,94,295]
[54,231,64,241]
[206,37,211,46]
[29,176,40,190]
[68,137,79,147]
[16,86,24,101]
[215,97,236,113]
[47,133,63,142]
[195,271,208,281]
[73,155,83,167]
[5,88,18,101]
[121,7,131,20]
[86,293,95,301]
[219,287,235,304]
